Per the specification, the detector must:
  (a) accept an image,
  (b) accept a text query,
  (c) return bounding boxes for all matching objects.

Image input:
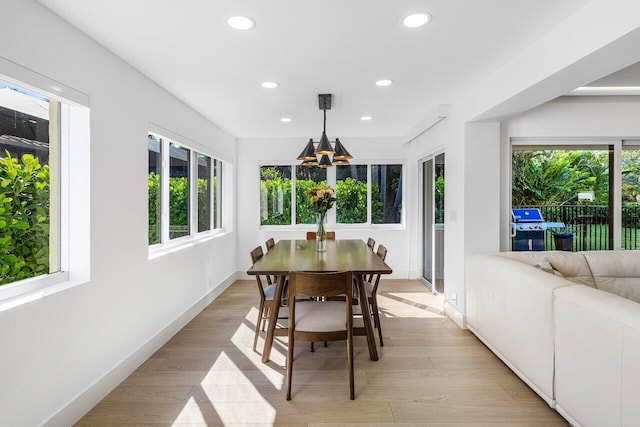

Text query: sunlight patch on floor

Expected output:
[381,292,445,318]
[172,396,206,424]
[200,351,278,424]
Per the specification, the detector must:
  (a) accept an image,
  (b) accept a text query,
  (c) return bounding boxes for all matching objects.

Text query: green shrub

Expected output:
[0,152,50,286]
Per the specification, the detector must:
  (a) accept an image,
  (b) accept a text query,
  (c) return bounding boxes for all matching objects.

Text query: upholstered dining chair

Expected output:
[286,271,355,400]
[367,237,375,250]
[306,231,336,240]
[363,244,388,346]
[250,246,286,352]
[265,238,275,252]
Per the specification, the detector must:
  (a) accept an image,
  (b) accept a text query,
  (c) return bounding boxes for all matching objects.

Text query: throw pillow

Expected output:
[535,260,565,278]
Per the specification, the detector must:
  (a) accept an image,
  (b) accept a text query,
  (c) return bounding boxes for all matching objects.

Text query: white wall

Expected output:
[236,137,412,278]
[0,1,237,425]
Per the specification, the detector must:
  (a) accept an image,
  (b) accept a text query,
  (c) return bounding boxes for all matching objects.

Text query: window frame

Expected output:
[0,61,90,312]
[148,130,225,257]
[259,161,405,230]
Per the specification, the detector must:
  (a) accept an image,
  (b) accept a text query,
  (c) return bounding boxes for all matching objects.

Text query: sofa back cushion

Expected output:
[581,251,640,303]
[497,251,595,287]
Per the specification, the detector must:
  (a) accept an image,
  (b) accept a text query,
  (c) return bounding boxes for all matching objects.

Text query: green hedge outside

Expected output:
[0,153,50,286]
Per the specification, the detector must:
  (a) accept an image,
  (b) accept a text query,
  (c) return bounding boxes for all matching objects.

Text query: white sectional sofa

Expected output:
[466,250,640,427]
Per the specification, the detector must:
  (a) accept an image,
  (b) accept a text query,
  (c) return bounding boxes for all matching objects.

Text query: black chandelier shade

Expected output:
[297,94,352,168]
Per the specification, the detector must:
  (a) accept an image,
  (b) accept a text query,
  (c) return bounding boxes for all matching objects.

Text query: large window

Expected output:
[148,132,223,246]
[259,163,403,227]
[510,140,640,251]
[0,79,59,286]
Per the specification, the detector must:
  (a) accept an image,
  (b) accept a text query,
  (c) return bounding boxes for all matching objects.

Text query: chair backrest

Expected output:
[367,244,388,288]
[250,246,272,291]
[376,244,387,261]
[306,231,336,240]
[250,246,264,264]
[367,237,375,250]
[265,238,275,252]
[288,271,353,301]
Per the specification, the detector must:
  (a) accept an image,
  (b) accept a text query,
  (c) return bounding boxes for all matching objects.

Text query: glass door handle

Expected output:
[510,223,517,237]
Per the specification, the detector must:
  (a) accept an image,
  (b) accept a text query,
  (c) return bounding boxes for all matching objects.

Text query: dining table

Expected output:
[247,239,393,363]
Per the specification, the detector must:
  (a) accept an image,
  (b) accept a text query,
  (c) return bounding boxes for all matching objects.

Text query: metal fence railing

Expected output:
[514,205,640,251]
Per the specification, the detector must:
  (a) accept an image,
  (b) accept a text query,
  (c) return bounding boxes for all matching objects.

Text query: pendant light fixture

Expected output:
[296,94,352,167]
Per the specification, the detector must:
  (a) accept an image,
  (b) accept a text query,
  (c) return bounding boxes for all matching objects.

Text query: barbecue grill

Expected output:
[511,208,565,251]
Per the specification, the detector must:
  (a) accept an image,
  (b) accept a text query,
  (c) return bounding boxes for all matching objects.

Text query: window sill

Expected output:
[148,228,227,259]
[0,271,83,313]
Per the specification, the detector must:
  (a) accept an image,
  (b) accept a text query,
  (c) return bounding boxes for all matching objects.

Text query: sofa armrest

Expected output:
[466,253,573,403]
[554,285,640,427]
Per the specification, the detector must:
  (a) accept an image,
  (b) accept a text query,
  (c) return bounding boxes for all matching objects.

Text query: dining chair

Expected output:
[286,270,354,400]
[305,231,336,240]
[367,237,375,250]
[250,246,286,352]
[265,237,275,252]
[363,244,388,346]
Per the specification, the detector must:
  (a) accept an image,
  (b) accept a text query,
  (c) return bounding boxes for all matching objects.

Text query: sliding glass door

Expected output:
[422,153,444,293]
[511,140,640,251]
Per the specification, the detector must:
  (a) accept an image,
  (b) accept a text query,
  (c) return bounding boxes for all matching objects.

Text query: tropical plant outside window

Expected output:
[260,163,403,226]
[296,167,326,224]
[336,165,368,224]
[0,80,59,286]
[512,148,640,250]
[372,164,402,224]
[260,166,292,225]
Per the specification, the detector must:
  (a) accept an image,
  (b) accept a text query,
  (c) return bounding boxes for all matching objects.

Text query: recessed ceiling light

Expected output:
[360,116,373,121]
[568,86,640,96]
[376,79,394,87]
[280,117,292,122]
[227,16,255,30]
[261,81,279,89]
[403,12,431,28]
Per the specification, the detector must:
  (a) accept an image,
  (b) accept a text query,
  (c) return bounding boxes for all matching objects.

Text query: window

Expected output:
[295,166,326,224]
[169,143,190,239]
[148,132,223,247]
[0,79,59,286]
[259,163,403,227]
[336,165,368,224]
[371,164,403,224]
[260,165,292,225]
[197,153,211,233]
[148,135,161,244]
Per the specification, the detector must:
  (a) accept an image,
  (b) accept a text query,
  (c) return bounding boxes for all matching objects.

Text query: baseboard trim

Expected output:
[467,323,556,408]
[43,272,239,427]
[444,300,466,329]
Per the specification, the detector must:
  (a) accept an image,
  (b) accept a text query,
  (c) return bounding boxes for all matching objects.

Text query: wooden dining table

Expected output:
[247,239,392,363]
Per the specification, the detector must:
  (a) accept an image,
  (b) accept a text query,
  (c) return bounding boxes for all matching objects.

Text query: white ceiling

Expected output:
[37,0,591,139]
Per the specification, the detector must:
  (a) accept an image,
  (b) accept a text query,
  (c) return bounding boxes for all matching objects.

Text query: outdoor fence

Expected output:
[515,204,640,251]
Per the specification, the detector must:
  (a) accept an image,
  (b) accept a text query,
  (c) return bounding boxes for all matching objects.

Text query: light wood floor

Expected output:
[76,279,568,426]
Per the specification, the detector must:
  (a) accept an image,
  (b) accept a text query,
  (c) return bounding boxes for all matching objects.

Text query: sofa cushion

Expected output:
[581,251,640,303]
[497,251,595,287]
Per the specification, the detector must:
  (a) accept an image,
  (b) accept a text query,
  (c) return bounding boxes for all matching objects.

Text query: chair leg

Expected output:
[348,327,355,400]
[286,333,295,400]
[253,300,265,352]
[310,341,314,352]
[370,297,384,347]
[261,306,269,331]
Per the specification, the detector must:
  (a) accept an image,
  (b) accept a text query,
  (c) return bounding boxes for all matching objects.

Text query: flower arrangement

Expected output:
[307,185,336,215]
[306,185,335,251]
